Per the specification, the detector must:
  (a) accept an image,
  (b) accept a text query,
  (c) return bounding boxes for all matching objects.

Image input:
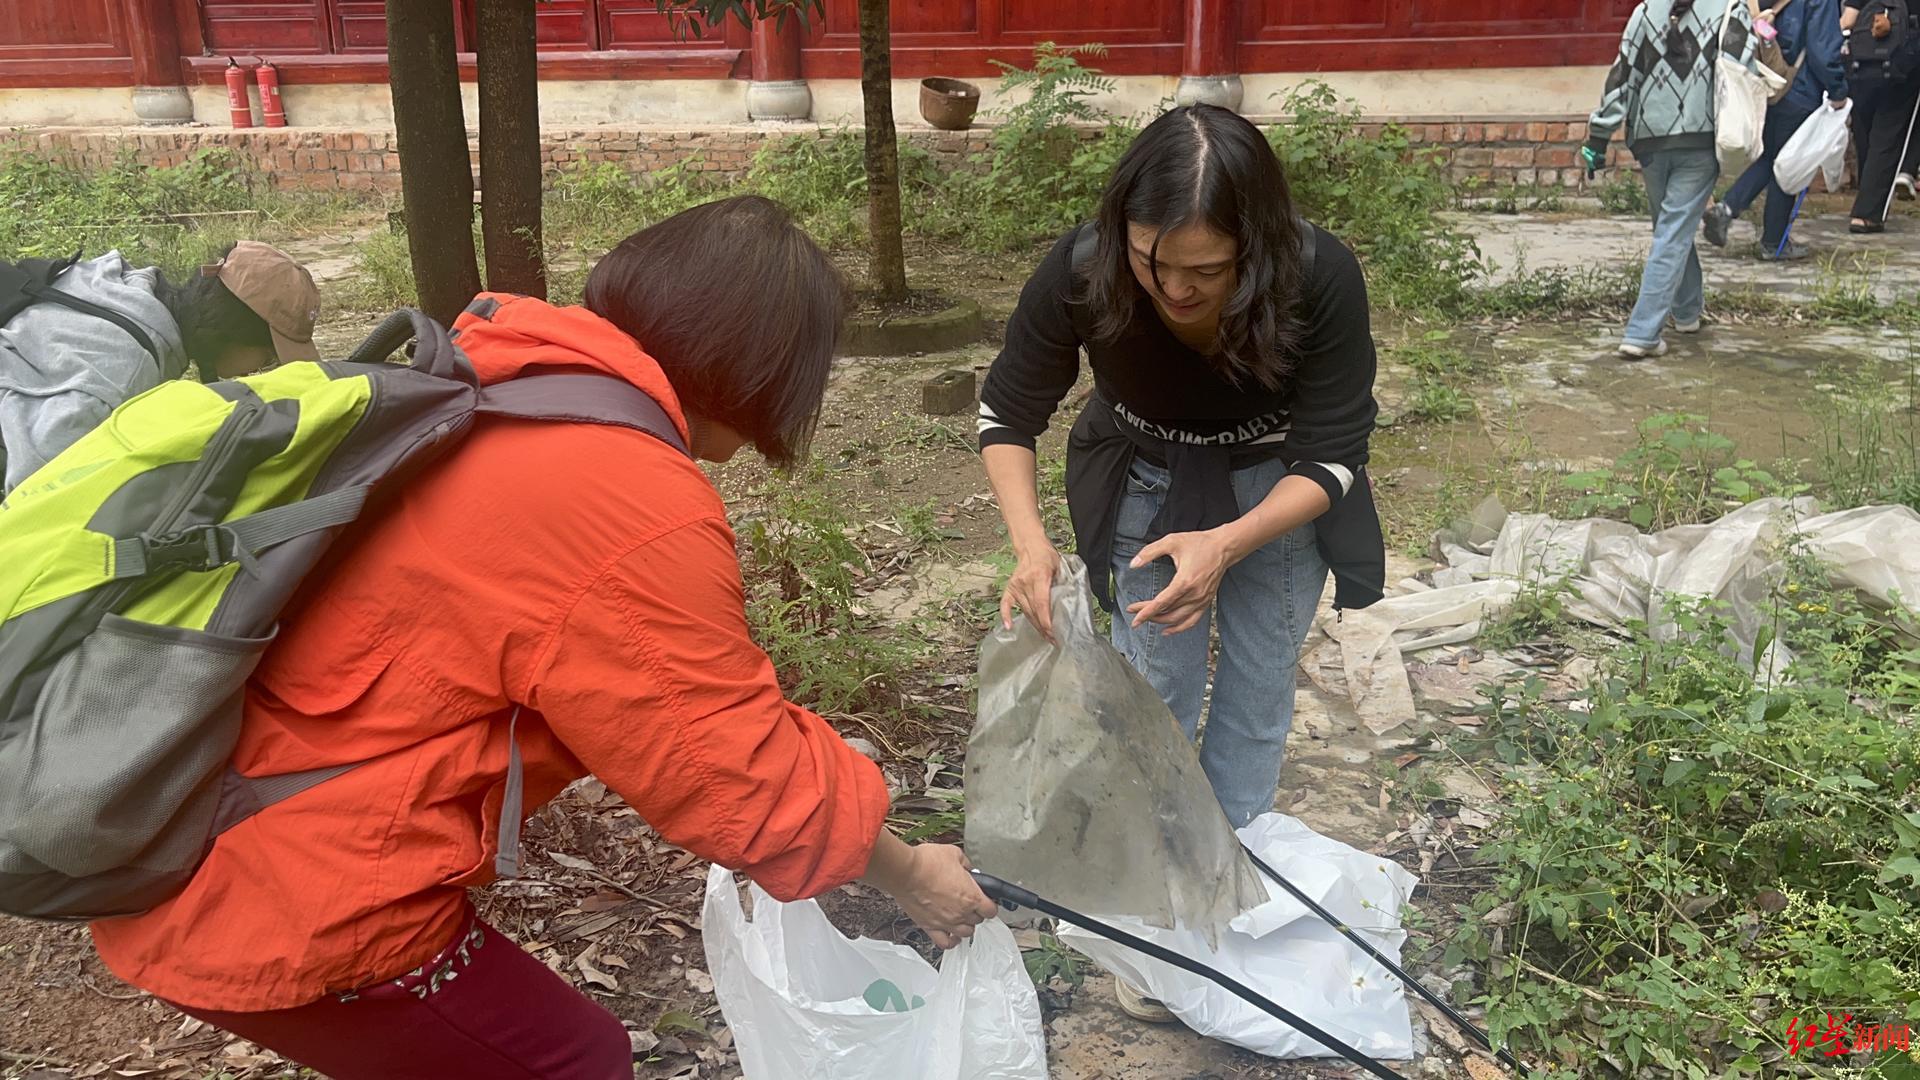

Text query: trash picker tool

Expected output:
[972,870,1412,1080]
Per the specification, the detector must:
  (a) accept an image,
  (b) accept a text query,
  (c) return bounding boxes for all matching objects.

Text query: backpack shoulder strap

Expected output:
[0,253,162,362]
[1070,222,1097,274]
[476,373,690,458]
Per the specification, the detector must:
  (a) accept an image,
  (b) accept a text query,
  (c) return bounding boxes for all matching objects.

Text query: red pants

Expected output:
[173,915,630,1080]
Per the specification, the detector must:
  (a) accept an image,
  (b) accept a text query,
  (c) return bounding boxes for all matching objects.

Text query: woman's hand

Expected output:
[894,844,1000,949]
[861,832,998,949]
[1001,545,1063,641]
[1125,528,1237,635]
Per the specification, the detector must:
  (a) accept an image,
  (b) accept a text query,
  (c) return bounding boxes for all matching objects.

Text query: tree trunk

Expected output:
[476,0,546,299]
[856,0,908,301]
[385,0,481,326]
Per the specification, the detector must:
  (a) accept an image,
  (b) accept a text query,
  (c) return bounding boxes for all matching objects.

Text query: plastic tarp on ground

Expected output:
[966,555,1267,939]
[1312,498,1920,733]
[1059,813,1417,1060]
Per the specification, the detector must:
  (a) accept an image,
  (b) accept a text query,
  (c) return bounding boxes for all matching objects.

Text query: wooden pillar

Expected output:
[1178,0,1243,112]
[747,9,810,121]
[124,0,192,123]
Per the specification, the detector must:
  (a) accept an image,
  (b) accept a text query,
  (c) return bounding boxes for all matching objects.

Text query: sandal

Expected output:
[1850,219,1886,234]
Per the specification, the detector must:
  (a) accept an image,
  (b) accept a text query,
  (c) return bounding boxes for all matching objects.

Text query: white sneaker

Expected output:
[1672,316,1703,334]
[1897,172,1916,201]
[1617,339,1670,359]
[1115,978,1176,1024]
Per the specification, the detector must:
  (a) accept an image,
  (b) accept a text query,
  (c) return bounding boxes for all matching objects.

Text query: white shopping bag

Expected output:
[702,865,1049,1080]
[1775,96,1853,193]
[1060,814,1418,1060]
[1714,0,1785,170]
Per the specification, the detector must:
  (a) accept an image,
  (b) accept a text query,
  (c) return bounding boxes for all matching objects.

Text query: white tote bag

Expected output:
[1774,95,1854,192]
[1716,0,1777,168]
[702,865,1048,1080]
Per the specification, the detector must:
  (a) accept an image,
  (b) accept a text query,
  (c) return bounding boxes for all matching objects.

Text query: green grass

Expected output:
[0,147,367,279]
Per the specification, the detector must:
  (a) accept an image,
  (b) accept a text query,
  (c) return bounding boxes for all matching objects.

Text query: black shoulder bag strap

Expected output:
[0,253,162,362]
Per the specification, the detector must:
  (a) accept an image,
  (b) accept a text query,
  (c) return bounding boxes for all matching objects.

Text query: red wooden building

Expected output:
[4,1,1633,125]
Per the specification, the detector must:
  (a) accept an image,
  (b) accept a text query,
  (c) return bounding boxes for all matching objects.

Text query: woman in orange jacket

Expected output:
[88,196,997,1079]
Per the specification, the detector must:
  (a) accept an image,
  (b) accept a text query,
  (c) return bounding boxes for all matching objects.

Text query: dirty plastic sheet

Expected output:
[1313,498,1920,733]
[1060,814,1417,1060]
[966,555,1266,939]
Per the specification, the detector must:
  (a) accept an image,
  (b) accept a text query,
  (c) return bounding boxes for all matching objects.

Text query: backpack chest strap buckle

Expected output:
[117,524,257,578]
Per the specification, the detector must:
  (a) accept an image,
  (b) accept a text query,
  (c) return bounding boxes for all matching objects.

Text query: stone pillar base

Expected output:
[747,79,812,122]
[1174,75,1245,113]
[132,85,194,124]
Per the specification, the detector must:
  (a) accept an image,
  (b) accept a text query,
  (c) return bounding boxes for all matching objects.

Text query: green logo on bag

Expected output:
[862,979,925,1013]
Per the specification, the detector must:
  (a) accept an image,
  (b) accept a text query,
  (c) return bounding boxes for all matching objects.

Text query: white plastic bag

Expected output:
[1715,54,1770,168]
[1060,814,1417,1060]
[702,865,1048,1080]
[1775,96,1853,193]
[1715,0,1774,170]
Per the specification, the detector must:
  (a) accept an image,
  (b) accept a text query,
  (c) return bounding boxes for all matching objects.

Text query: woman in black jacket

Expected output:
[978,107,1383,1015]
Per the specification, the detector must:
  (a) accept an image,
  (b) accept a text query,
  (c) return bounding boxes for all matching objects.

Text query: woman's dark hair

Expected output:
[1083,104,1305,389]
[160,244,273,373]
[584,195,846,467]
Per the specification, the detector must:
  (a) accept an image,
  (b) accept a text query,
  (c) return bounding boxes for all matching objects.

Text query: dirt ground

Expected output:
[5,203,1912,1079]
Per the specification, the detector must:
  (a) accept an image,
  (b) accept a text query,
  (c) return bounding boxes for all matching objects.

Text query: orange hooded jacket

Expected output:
[90,296,891,1011]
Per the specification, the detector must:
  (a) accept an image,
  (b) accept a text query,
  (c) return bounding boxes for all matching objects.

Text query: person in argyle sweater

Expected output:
[1582,0,1762,358]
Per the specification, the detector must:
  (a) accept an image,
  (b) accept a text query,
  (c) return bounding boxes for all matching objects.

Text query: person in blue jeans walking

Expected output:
[1702,0,1851,258]
[977,104,1385,1023]
[1583,0,1760,358]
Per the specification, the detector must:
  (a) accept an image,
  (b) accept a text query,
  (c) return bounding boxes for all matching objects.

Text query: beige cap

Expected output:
[214,241,321,364]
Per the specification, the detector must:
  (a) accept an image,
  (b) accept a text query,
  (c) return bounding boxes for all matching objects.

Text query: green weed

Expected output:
[740,465,931,717]
[1595,172,1650,215]
[1462,573,1920,1076]
[1813,355,1920,512]
[1558,413,1806,529]
[1267,83,1483,314]
[1810,251,1891,324]
[544,157,715,258]
[1393,335,1482,424]
[0,147,357,279]
[891,785,965,842]
[1480,577,1575,649]
[1458,179,1567,215]
[338,228,417,311]
[1022,929,1086,989]
[938,42,1133,252]
[1468,263,1641,319]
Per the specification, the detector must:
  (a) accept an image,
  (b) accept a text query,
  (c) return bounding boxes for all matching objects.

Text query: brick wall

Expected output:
[4,119,1619,194]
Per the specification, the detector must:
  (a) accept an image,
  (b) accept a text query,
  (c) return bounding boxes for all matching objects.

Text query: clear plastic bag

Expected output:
[965,555,1266,938]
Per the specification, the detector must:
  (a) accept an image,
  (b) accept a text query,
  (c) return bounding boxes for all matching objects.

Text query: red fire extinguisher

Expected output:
[224,58,253,129]
[256,59,286,128]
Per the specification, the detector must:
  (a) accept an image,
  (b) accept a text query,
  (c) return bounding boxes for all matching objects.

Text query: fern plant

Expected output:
[988,41,1115,130]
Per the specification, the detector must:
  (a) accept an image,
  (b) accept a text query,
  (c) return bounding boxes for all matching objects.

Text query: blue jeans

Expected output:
[1623,146,1719,348]
[1724,101,1816,249]
[1108,456,1329,827]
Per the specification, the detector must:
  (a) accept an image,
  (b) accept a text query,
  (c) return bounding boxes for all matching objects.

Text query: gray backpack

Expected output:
[0,304,687,920]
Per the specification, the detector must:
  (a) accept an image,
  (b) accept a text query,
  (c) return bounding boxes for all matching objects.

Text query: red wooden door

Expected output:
[533,0,599,49]
[199,0,333,55]
[0,0,126,59]
[329,0,391,52]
